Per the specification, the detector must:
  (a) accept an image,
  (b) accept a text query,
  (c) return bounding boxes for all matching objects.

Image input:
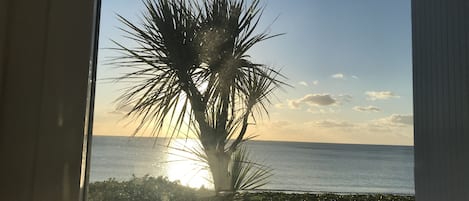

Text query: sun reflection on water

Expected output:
[166,139,213,189]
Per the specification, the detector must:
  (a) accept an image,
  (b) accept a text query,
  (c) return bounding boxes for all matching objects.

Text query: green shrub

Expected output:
[87,176,415,201]
[87,175,212,201]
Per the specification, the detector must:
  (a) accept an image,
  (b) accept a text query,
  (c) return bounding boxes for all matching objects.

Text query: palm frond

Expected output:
[111,0,207,138]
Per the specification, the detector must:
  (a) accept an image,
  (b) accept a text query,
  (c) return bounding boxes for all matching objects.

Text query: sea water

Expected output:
[89,136,414,194]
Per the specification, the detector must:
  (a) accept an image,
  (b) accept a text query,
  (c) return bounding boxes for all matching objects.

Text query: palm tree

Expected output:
[112,0,284,195]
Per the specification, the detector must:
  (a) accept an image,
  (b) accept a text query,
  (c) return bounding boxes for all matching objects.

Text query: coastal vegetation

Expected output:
[112,0,284,195]
[87,176,415,201]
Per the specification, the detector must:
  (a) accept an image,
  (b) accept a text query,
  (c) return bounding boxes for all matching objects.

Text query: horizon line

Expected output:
[91,134,414,147]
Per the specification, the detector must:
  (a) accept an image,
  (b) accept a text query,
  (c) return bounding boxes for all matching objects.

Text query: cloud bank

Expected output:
[380,114,413,125]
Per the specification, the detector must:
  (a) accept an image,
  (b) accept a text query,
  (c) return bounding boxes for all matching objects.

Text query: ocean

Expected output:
[89,136,414,194]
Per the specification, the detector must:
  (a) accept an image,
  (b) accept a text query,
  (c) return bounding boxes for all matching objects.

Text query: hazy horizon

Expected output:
[91,134,414,147]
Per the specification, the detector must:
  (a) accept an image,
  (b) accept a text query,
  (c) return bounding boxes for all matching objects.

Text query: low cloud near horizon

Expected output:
[255,114,414,145]
[379,114,413,125]
[278,114,413,130]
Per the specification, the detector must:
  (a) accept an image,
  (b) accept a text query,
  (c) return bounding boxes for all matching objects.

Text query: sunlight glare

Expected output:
[166,139,213,189]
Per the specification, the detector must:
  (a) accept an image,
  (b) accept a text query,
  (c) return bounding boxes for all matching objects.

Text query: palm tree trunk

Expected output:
[205,147,232,195]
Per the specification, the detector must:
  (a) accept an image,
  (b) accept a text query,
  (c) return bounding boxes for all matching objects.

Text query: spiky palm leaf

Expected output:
[113,0,283,141]
[112,0,205,138]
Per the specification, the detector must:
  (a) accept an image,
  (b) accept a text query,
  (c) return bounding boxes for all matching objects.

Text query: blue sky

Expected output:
[93,0,413,145]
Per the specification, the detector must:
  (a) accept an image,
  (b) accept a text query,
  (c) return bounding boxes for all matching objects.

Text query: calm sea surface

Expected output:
[89,136,414,194]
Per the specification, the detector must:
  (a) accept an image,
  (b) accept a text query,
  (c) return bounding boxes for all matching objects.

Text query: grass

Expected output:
[87,176,415,201]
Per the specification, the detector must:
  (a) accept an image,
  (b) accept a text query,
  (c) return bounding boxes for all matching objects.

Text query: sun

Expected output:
[166,138,213,189]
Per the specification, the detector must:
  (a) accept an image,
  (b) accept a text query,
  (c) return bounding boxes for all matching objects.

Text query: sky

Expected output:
[93,0,413,145]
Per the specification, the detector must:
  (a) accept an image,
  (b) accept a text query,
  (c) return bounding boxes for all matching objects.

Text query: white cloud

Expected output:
[310,120,355,128]
[331,73,345,79]
[365,91,400,101]
[312,80,319,85]
[351,75,359,79]
[288,94,337,109]
[298,81,308,87]
[353,105,381,112]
